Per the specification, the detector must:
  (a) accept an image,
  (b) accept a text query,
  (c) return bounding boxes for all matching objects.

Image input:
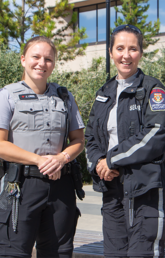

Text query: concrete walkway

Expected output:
[76,184,103,233]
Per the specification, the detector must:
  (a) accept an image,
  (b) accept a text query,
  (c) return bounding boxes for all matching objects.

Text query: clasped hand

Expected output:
[96,158,119,181]
[38,154,66,181]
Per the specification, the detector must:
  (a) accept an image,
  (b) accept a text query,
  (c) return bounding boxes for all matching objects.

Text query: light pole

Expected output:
[106,0,110,81]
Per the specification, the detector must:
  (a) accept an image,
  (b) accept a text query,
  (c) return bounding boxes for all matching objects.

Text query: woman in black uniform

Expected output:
[85,25,165,258]
[0,36,85,258]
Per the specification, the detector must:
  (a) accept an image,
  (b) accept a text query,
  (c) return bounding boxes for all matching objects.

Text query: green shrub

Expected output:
[0,48,23,88]
[140,49,165,85]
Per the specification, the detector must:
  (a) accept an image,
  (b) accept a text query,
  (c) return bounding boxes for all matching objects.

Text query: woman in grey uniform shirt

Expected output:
[0,36,85,258]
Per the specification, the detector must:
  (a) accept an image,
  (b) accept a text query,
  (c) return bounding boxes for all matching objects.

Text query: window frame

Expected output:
[75,0,165,45]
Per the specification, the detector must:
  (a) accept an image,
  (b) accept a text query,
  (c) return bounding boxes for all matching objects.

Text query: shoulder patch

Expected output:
[149,87,165,111]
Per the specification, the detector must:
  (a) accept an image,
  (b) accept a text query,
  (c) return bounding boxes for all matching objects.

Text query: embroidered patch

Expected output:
[149,87,165,111]
[96,95,108,102]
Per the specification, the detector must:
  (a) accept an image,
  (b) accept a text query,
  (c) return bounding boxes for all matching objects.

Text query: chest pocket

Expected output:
[51,99,67,131]
[12,101,44,130]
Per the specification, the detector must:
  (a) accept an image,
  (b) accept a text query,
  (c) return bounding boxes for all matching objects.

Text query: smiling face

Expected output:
[110,31,143,80]
[21,42,55,88]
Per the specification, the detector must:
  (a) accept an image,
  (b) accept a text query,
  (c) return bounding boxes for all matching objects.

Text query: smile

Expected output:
[34,69,46,72]
[121,62,132,65]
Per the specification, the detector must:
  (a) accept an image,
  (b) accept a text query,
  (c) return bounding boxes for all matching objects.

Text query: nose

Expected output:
[38,57,45,66]
[123,49,130,58]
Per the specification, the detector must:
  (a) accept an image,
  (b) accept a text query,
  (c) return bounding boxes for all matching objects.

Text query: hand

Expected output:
[96,158,119,181]
[38,153,66,179]
[48,171,61,181]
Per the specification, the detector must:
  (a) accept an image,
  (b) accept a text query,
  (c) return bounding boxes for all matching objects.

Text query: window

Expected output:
[79,6,96,44]
[159,0,165,33]
[98,5,106,42]
[78,1,121,44]
[77,0,165,44]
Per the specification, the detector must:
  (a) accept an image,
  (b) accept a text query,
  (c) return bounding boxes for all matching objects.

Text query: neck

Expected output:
[23,77,47,94]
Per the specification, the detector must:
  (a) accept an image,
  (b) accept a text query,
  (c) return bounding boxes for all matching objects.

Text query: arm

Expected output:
[85,102,106,175]
[0,129,48,167]
[85,101,119,181]
[39,128,85,177]
[106,85,165,170]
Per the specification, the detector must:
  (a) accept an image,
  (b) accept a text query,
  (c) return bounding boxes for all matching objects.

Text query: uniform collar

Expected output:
[116,71,138,88]
[22,81,50,95]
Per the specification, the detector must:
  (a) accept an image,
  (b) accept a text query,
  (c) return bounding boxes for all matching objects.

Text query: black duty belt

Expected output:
[4,162,71,179]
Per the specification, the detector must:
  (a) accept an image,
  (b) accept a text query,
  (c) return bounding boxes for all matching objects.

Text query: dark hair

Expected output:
[22,36,57,80]
[110,25,143,53]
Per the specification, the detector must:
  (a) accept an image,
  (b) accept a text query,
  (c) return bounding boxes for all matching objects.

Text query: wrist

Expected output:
[96,158,103,166]
[61,151,70,164]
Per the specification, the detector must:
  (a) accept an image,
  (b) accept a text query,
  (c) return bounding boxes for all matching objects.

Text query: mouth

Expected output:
[34,68,46,73]
[121,62,132,65]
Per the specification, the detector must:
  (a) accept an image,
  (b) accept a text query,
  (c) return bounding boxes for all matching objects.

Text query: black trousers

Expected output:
[0,174,79,258]
[102,184,165,257]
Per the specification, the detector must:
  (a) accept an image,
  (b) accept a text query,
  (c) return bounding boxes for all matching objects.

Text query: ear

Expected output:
[109,48,113,59]
[21,55,25,68]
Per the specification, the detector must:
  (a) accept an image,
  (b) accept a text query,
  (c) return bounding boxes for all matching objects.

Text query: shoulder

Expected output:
[4,81,23,91]
[143,75,165,89]
[0,87,11,99]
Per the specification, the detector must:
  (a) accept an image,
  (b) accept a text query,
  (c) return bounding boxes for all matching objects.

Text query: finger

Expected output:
[96,167,102,177]
[42,163,61,175]
[106,176,114,181]
[57,170,61,179]
[39,158,51,170]
[49,174,57,181]
[47,165,62,176]
[112,169,120,176]
[100,169,106,179]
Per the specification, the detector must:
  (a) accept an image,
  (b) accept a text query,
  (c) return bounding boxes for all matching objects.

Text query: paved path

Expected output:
[76,184,103,233]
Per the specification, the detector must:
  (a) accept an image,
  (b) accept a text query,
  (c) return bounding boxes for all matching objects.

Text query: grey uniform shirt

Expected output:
[107,72,138,151]
[0,81,84,132]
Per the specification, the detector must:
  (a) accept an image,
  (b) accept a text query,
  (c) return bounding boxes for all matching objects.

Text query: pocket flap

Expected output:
[17,102,43,112]
[143,207,159,218]
[52,101,66,112]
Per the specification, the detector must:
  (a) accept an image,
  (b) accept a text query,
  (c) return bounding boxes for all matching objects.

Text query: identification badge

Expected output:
[19,94,38,100]
[149,87,165,111]
[96,95,108,102]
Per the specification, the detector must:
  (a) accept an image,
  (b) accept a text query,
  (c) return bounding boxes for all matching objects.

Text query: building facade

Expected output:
[46,0,165,71]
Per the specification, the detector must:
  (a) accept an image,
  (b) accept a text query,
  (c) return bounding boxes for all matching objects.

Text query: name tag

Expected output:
[96,95,108,102]
[19,94,38,100]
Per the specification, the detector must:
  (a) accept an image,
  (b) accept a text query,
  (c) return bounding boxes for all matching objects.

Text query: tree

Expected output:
[0,0,87,61]
[114,0,160,51]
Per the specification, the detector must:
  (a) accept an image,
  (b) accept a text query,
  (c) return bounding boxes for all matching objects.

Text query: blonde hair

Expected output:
[21,36,57,80]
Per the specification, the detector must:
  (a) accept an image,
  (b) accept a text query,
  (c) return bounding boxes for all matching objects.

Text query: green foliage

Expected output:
[0,0,87,61]
[0,48,23,88]
[140,48,165,85]
[114,0,160,52]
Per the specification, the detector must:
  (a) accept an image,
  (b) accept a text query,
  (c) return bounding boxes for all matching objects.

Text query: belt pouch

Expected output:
[7,163,22,183]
